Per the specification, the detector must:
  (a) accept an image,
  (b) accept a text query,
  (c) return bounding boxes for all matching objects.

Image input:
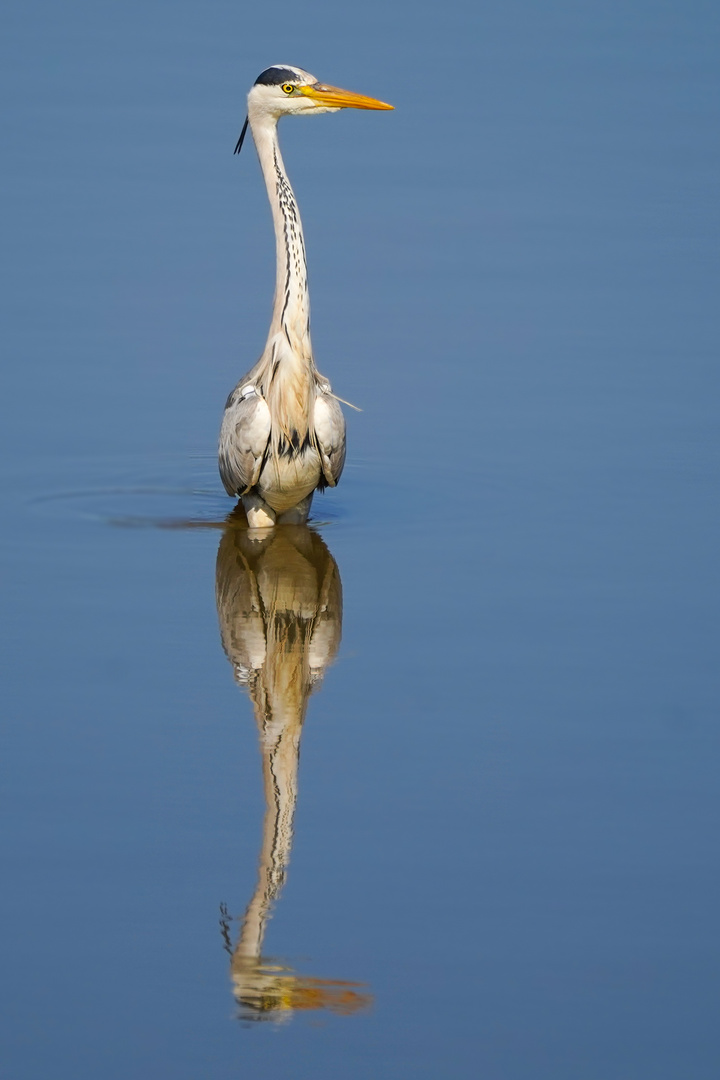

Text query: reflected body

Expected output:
[218,65,393,529]
[216,521,371,1020]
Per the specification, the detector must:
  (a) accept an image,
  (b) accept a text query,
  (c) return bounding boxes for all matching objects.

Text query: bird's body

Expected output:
[219,65,392,529]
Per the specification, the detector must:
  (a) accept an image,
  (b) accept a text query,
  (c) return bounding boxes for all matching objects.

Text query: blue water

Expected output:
[1,0,719,1076]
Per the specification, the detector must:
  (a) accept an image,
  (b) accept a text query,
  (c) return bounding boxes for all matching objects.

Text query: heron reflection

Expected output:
[215,520,371,1021]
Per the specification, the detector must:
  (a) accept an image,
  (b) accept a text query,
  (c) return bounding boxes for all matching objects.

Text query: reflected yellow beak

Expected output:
[299,83,394,110]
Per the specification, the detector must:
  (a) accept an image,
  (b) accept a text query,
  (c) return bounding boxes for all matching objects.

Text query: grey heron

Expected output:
[218,65,393,529]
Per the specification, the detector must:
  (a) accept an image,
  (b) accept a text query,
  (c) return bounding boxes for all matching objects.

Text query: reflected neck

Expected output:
[234,702,303,961]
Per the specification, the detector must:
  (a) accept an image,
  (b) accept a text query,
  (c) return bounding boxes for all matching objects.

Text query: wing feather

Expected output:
[218,389,271,496]
[313,391,346,487]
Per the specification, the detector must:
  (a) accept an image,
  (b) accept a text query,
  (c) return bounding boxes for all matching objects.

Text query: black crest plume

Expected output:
[234,116,249,155]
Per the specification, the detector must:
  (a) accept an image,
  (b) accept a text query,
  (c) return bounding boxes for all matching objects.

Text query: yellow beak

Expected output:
[299,83,394,110]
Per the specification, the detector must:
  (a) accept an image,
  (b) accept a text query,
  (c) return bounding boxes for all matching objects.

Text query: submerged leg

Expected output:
[276,493,313,526]
[242,492,277,530]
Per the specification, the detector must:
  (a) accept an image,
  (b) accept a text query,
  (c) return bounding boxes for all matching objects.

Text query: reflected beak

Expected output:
[299,83,394,110]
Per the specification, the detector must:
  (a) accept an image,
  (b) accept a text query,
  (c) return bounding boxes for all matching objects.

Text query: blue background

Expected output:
[1,0,719,1076]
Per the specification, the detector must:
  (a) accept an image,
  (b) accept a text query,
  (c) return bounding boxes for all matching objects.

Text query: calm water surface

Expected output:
[2,0,719,1076]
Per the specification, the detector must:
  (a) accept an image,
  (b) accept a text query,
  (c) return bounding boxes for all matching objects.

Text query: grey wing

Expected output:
[313,390,346,487]
[218,389,271,496]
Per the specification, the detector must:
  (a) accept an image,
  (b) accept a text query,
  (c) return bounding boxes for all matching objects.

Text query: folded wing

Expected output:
[219,387,271,497]
[314,390,346,487]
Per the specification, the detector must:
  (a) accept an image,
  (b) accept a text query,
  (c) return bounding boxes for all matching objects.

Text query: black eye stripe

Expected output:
[254,66,302,87]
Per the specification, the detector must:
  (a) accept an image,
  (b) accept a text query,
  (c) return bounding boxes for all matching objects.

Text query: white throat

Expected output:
[248,109,313,362]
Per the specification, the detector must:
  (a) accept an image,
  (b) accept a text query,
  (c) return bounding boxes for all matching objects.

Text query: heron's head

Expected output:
[248,64,393,120]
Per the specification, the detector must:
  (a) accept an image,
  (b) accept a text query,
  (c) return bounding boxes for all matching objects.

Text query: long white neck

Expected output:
[249,111,313,361]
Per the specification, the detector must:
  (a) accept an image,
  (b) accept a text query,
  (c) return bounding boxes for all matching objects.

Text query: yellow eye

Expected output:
[281,83,295,94]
